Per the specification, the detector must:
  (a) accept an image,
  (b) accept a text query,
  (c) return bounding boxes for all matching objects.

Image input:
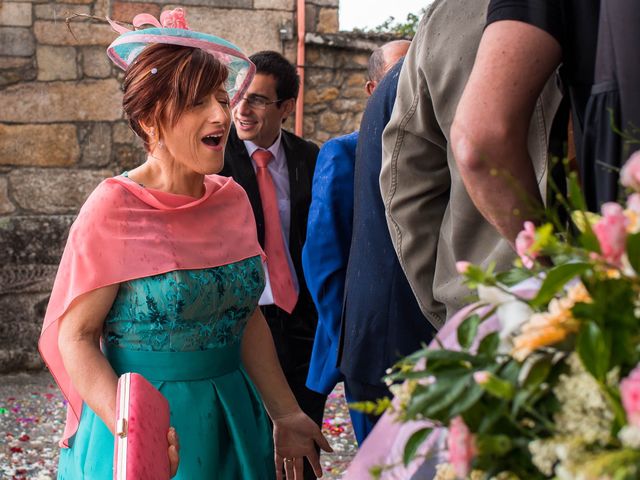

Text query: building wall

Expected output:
[0,0,395,371]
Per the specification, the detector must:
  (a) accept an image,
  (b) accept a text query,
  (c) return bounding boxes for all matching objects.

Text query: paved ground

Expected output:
[0,371,356,479]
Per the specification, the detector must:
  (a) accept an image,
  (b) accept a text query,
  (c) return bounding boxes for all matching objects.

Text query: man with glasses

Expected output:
[221,50,324,480]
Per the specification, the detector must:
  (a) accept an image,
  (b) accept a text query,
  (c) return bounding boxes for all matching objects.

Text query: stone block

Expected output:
[341,86,368,100]
[111,1,161,22]
[37,45,77,80]
[0,57,36,87]
[186,7,291,54]
[35,3,91,20]
[0,79,124,123]
[309,0,338,6]
[0,264,57,294]
[34,20,115,46]
[346,72,367,87]
[0,56,31,69]
[305,69,334,88]
[0,293,50,372]
[317,8,338,34]
[0,215,75,265]
[0,177,15,215]
[81,46,112,78]
[112,121,138,144]
[94,0,110,17]
[0,27,35,56]
[61,0,93,4]
[254,0,294,10]
[318,110,342,133]
[0,123,79,167]
[332,98,364,113]
[305,4,317,33]
[303,116,315,137]
[304,86,339,104]
[9,168,112,214]
[79,123,112,167]
[112,143,146,172]
[0,2,33,26]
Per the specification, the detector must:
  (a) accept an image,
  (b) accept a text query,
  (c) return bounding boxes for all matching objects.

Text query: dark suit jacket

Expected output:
[339,60,436,386]
[221,127,319,369]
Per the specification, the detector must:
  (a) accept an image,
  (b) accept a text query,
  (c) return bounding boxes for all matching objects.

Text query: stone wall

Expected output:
[0,0,394,371]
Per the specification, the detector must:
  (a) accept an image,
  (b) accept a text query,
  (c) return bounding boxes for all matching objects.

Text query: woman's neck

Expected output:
[127,154,205,198]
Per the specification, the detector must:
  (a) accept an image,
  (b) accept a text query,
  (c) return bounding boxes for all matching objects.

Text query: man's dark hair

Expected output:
[249,50,300,106]
[367,47,386,83]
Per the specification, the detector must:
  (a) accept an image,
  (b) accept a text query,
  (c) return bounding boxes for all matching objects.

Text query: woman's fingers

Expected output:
[167,427,180,478]
[293,457,304,480]
[283,455,295,480]
[305,450,323,478]
[314,429,333,453]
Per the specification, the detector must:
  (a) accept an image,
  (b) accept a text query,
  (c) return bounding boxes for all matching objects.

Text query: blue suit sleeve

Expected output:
[302,136,356,394]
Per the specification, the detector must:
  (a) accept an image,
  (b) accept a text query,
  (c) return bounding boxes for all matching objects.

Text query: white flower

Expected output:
[618,425,640,449]
[477,285,515,305]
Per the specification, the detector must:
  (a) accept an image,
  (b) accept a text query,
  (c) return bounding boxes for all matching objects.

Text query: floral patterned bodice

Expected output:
[103,256,265,351]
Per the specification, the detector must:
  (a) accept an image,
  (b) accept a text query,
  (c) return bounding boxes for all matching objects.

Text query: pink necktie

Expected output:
[252,149,298,314]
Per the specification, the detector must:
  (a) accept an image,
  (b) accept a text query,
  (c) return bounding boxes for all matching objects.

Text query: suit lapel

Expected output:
[226,128,265,245]
[281,131,301,249]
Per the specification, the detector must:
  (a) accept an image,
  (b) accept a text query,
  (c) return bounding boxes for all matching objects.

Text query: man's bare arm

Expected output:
[450,20,562,246]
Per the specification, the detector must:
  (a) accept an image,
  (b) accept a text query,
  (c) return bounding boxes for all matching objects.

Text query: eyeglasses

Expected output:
[237,95,284,110]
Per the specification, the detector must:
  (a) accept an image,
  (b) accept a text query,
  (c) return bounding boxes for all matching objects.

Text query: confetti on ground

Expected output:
[0,372,357,479]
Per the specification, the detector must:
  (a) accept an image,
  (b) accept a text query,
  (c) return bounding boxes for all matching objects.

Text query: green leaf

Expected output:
[457,314,481,350]
[476,372,515,400]
[530,262,591,308]
[520,355,553,389]
[448,383,486,418]
[423,375,471,418]
[402,427,431,466]
[477,332,500,357]
[567,173,587,211]
[475,433,512,456]
[627,232,640,274]
[577,321,610,381]
[496,268,534,287]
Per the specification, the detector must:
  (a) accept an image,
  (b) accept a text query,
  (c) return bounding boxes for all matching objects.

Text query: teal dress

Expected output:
[57,256,275,479]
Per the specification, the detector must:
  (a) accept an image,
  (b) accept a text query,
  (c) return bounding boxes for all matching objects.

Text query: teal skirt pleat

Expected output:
[58,346,275,479]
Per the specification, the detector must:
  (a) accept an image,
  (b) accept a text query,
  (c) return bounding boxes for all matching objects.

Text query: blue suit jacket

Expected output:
[339,60,436,386]
[302,132,358,394]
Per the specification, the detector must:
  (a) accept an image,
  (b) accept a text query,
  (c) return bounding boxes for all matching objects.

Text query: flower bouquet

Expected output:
[377,154,640,480]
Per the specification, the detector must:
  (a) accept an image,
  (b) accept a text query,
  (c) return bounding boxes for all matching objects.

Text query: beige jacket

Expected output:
[380,0,562,328]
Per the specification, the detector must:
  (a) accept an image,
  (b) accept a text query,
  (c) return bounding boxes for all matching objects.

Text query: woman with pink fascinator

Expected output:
[38,8,330,479]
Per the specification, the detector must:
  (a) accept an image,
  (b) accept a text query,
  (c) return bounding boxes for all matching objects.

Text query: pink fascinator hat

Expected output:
[106,8,255,107]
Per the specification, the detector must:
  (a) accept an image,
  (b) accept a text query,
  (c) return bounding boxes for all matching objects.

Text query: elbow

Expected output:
[450,115,513,176]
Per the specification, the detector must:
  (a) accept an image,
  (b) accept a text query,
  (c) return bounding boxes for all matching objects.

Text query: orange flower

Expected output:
[512,283,591,361]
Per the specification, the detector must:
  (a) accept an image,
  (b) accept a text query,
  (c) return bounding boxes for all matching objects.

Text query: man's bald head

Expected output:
[365,40,411,95]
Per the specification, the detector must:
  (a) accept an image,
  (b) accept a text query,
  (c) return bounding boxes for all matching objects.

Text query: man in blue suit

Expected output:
[338,53,438,442]
[302,40,410,444]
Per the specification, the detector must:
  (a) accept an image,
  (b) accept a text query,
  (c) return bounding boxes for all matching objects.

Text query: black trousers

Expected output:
[262,305,327,480]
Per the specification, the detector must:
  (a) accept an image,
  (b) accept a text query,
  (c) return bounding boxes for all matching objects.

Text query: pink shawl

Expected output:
[39,174,264,447]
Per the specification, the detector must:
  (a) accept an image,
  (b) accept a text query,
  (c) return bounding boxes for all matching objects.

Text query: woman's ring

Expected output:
[284,458,294,463]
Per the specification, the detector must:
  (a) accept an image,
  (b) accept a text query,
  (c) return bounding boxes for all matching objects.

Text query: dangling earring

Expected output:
[148,127,155,138]
[157,139,164,149]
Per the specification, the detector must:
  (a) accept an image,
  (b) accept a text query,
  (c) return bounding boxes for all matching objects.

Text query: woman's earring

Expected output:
[158,139,164,149]
[149,127,155,138]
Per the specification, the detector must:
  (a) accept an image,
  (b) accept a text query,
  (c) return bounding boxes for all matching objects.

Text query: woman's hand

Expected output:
[168,427,180,478]
[272,410,332,479]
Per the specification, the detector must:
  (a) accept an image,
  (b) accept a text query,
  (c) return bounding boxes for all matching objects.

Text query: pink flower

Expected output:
[473,371,490,385]
[621,366,640,427]
[628,193,640,213]
[515,221,538,269]
[593,202,628,266]
[456,261,472,274]
[621,151,640,192]
[448,416,476,478]
[160,8,189,29]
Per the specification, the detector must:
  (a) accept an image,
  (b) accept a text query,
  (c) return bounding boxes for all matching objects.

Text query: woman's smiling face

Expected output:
[158,85,231,175]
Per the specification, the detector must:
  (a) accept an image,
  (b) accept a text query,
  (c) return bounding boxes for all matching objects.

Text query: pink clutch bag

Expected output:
[114,372,171,480]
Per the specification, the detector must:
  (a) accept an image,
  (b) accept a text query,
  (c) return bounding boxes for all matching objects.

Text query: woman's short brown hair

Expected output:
[122,43,228,150]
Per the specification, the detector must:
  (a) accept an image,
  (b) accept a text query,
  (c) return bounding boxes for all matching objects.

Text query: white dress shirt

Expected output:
[244,133,300,306]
